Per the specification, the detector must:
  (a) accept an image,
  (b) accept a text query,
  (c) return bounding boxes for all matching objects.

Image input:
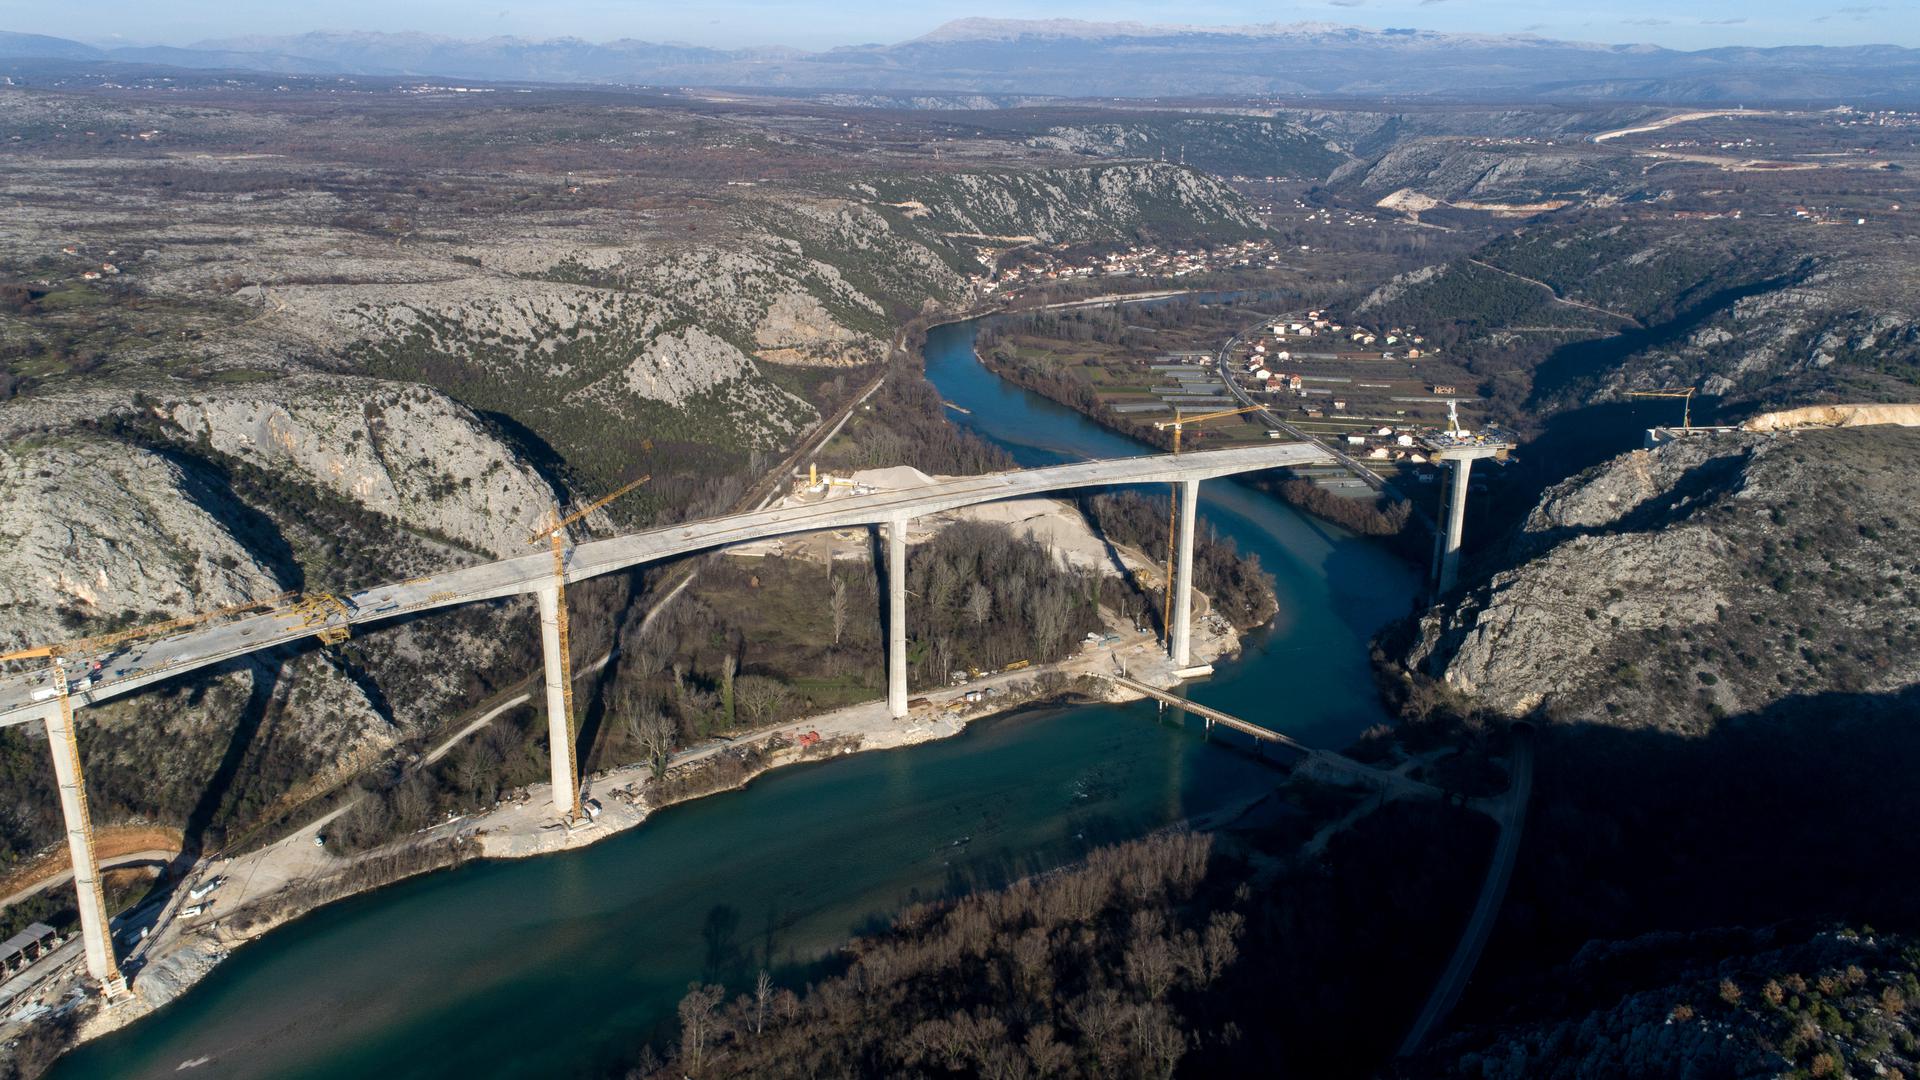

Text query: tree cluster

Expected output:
[632,830,1236,1080]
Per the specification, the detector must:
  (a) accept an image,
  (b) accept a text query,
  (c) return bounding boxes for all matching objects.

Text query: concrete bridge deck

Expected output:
[0,443,1329,727]
[2,442,1334,995]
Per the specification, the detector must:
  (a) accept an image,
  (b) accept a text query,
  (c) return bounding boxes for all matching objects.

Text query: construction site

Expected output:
[0,441,1323,1041]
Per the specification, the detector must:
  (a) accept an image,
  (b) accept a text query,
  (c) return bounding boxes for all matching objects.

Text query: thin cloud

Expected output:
[1328,0,1366,7]
[1624,17,1671,25]
[1702,17,1748,24]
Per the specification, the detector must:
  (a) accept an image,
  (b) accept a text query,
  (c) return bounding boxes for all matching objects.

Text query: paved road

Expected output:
[1213,325,1399,496]
[1465,259,1641,327]
[0,444,1331,727]
[0,850,179,909]
[1398,727,1536,1056]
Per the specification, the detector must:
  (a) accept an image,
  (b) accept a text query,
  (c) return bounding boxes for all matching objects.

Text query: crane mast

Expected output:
[1150,405,1264,644]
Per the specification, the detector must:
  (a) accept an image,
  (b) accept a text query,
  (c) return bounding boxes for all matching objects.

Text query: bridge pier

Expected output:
[1170,478,1200,668]
[39,695,127,999]
[535,586,579,818]
[1431,457,1472,593]
[886,514,909,719]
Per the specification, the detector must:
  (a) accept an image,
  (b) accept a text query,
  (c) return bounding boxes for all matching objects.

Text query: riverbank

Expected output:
[67,595,1249,1049]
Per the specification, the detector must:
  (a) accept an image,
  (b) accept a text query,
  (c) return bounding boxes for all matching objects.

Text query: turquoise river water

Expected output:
[56,317,1417,1079]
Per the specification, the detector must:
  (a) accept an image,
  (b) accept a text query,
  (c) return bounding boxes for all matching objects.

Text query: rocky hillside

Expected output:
[1405,426,1920,728]
[1413,925,1920,1080]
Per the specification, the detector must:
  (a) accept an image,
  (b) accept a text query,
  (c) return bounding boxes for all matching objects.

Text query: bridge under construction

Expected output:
[0,442,1332,1000]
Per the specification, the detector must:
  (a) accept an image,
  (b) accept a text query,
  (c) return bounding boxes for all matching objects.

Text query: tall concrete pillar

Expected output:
[1171,478,1200,668]
[41,698,126,998]
[1438,457,1473,593]
[536,586,578,818]
[886,514,909,719]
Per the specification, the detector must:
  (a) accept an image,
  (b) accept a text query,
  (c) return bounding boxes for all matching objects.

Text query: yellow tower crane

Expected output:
[0,591,297,666]
[526,467,651,820]
[1628,387,1698,432]
[1149,404,1266,641]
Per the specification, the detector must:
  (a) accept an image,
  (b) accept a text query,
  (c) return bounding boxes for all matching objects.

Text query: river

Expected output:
[56,317,1416,1079]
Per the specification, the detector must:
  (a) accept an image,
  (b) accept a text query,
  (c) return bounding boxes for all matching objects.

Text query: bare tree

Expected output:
[734,675,792,725]
[1125,934,1178,1001]
[678,982,725,1076]
[628,709,676,779]
[966,581,992,627]
[720,653,737,727]
[452,741,495,801]
[928,557,962,613]
[1032,585,1072,653]
[389,774,432,829]
[1202,910,1243,981]
[1024,1023,1072,1078]
[752,969,774,1035]
[830,576,848,646]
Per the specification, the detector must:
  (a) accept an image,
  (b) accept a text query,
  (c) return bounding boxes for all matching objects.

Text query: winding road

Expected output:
[1399,727,1535,1056]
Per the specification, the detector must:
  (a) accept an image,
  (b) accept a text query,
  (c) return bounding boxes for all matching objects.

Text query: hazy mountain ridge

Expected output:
[4,21,1917,102]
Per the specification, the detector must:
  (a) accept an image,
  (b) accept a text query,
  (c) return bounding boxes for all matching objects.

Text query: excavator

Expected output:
[1149,404,1266,643]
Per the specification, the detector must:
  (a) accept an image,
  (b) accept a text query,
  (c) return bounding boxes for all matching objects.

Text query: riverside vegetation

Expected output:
[628,798,1495,1079]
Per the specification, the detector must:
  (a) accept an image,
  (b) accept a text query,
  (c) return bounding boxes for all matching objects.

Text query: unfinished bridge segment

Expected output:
[0,442,1331,995]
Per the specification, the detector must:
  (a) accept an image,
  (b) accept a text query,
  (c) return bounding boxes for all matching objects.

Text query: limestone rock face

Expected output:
[162,379,561,558]
[0,439,284,650]
[1407,428,1920,728]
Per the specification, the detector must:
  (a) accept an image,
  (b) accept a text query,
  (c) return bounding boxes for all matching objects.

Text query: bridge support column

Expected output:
[40,698,126,999]
[536,586,578,819]
[1171,478,1200,668]
[1434,457,1472,594]
[886,514,910,719]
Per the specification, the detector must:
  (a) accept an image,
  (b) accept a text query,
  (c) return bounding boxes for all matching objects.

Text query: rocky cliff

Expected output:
[1406,426,1920,729]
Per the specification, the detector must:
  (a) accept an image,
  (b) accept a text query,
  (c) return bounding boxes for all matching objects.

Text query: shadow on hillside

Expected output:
[1459,683,1920,1029]
[158,446,303,593]
[179,653,284,859]
[1524,267,1807,409]
[1515,444,1753,554]
[475,409,571,500]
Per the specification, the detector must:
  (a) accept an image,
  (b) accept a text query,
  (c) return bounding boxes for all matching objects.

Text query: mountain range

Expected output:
[3,19,1919,103]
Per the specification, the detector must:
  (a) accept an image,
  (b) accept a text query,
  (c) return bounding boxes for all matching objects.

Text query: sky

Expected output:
[8,0,1912,52]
